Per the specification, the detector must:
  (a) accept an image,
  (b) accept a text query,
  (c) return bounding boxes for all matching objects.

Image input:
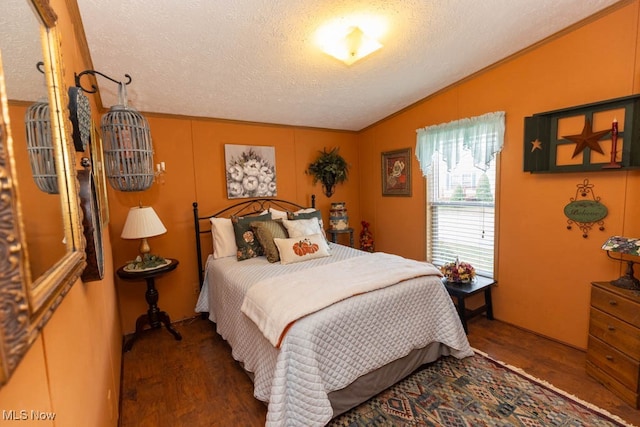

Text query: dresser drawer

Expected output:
[591,285,640,328]
[586,360,640,408]
[587,335,640,391]
[589,308,640,359]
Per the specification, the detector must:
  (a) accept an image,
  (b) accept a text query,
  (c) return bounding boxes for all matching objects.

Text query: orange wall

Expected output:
[109,117,359,332]
[113,2,640,350]
[359,1,640,349]
[0,0,122,426]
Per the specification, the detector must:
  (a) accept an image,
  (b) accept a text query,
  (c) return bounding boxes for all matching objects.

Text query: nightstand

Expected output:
[443,275,496,333]
[327,228,354,247]
[117,258,182,352]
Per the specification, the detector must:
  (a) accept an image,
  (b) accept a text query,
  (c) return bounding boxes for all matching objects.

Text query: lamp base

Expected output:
[139,237,151,256]
[611,275,640,290]
[610,260,640,290]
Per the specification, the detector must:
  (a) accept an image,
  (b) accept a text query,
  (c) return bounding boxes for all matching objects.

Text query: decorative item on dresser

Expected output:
[586,281,640,408]
[602,236,640,290]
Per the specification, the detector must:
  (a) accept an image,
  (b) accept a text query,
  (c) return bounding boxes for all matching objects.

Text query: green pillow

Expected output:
[231,213,270,261]
[251,220,288,263]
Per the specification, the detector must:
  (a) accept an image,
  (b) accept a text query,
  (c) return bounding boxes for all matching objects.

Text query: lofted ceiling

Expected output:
[3,1,625,131]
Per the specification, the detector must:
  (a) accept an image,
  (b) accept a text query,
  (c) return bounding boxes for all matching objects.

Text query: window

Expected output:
[416,112,505,278]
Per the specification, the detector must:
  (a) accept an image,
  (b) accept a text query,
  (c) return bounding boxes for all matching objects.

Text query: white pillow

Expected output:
[282,217,322,238]
[274,234,331,265]
[210,217,237,259]
[269,207,288,220]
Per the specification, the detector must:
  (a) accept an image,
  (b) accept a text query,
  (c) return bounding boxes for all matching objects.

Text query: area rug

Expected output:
[328,350,636,427]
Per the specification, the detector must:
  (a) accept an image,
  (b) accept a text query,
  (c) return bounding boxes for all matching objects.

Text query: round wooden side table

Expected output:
[117,258,182,352]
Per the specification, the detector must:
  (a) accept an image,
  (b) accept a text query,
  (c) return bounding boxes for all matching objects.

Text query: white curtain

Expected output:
[415,111,505,174]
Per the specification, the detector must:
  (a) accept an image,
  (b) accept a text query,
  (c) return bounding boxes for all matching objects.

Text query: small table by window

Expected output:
[443,275,496,334]
[117,258,182,352]
[327,228,354,247]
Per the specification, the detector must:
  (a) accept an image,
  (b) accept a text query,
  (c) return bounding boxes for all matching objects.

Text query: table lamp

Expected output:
[121,206,167,256]
[601,236,640,290]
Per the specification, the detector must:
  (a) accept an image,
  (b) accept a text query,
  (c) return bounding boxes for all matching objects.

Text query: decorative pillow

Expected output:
[281,217,330,251]
[282,217,322,237]
[210,217,237,259]
[274,234,331,265]
[231,213,271,261]
[269,207,289,220]
[287,209,327,239]
[251,220,288,263]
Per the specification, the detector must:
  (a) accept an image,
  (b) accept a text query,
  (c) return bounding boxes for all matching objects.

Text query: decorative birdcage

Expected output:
[24,99,58,194]
[100,82,154,192]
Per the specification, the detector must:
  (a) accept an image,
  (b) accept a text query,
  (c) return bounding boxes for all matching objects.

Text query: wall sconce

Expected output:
[24,62,57,194]
[155,161,166,184]
[75,69,154,192]
[602,236,640,290]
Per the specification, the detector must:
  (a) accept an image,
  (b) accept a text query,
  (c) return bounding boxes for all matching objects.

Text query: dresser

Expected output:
[586,281,640,408]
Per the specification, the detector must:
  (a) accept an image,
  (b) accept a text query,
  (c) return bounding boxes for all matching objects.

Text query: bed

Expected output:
[192,198,473,426]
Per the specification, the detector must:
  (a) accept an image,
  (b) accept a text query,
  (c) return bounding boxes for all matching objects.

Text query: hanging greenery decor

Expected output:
[306,147,349,197]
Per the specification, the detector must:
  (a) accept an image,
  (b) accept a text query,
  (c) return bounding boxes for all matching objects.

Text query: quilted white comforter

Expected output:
[195,244,473,426]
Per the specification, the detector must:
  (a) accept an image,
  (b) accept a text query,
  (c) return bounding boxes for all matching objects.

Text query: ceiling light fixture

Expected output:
[320,25,383,66]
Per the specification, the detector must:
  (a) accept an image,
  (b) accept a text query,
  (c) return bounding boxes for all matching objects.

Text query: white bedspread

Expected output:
[196,244,473,427]
[241,253,442,347]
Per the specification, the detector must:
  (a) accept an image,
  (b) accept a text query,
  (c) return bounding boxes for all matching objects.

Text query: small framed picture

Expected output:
[381,148,412,196]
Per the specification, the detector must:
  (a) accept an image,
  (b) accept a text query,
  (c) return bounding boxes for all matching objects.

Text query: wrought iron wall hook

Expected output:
[74,69,133,94]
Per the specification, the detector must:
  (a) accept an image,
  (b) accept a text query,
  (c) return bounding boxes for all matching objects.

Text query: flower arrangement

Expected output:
[440,258,476,283]
[226,148,277,199]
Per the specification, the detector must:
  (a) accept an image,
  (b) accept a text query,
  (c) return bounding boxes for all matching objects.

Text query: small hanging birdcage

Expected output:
[100,82,154,192]
[24,99,58,194]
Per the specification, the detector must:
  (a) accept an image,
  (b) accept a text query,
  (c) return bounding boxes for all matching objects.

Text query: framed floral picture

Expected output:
[381,148,412,196]
[225,144,277,199]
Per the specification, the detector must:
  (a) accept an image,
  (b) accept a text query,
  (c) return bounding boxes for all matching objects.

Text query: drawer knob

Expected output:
[606,355,614,361]
[607,325,616,331]
[608,300,618,306]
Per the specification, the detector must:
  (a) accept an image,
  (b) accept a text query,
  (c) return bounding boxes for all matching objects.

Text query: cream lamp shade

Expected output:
[121,206,167,255]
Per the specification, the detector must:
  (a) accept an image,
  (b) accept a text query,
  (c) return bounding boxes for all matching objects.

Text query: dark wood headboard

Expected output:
[192,196,316,287]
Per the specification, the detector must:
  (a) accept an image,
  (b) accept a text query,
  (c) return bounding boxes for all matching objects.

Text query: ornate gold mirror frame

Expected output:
[0,0,86,386]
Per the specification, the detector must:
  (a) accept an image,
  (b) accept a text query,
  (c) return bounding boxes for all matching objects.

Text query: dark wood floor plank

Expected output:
[120,316,640,426]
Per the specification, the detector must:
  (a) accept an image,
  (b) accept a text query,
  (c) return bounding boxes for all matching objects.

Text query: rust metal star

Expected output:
[530,139,542,152]
[562,118,609,158]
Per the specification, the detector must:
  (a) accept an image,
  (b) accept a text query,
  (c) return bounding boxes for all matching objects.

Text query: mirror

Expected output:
[0,0,86,385]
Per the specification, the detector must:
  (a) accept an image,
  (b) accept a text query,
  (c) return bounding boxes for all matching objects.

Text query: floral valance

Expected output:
[415,111,505,175]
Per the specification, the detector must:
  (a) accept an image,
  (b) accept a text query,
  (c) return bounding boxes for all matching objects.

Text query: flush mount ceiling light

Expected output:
[317,20,384,66]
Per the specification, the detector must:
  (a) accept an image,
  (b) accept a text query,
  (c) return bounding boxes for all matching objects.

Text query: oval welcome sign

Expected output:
[564,200,608,223]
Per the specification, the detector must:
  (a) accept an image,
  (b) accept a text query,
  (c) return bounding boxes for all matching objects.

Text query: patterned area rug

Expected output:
[329,350,635,427]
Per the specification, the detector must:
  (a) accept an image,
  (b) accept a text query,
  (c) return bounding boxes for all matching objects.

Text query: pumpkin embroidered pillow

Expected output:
[273,234,330,265]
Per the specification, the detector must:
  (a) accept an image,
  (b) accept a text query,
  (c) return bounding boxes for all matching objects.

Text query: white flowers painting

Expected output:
[225,144,277,199]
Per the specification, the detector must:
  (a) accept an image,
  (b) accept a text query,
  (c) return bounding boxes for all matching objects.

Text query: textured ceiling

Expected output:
[1,1,623,131]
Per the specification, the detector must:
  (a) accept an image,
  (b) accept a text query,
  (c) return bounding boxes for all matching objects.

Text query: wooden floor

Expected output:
[119,316,640,427]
